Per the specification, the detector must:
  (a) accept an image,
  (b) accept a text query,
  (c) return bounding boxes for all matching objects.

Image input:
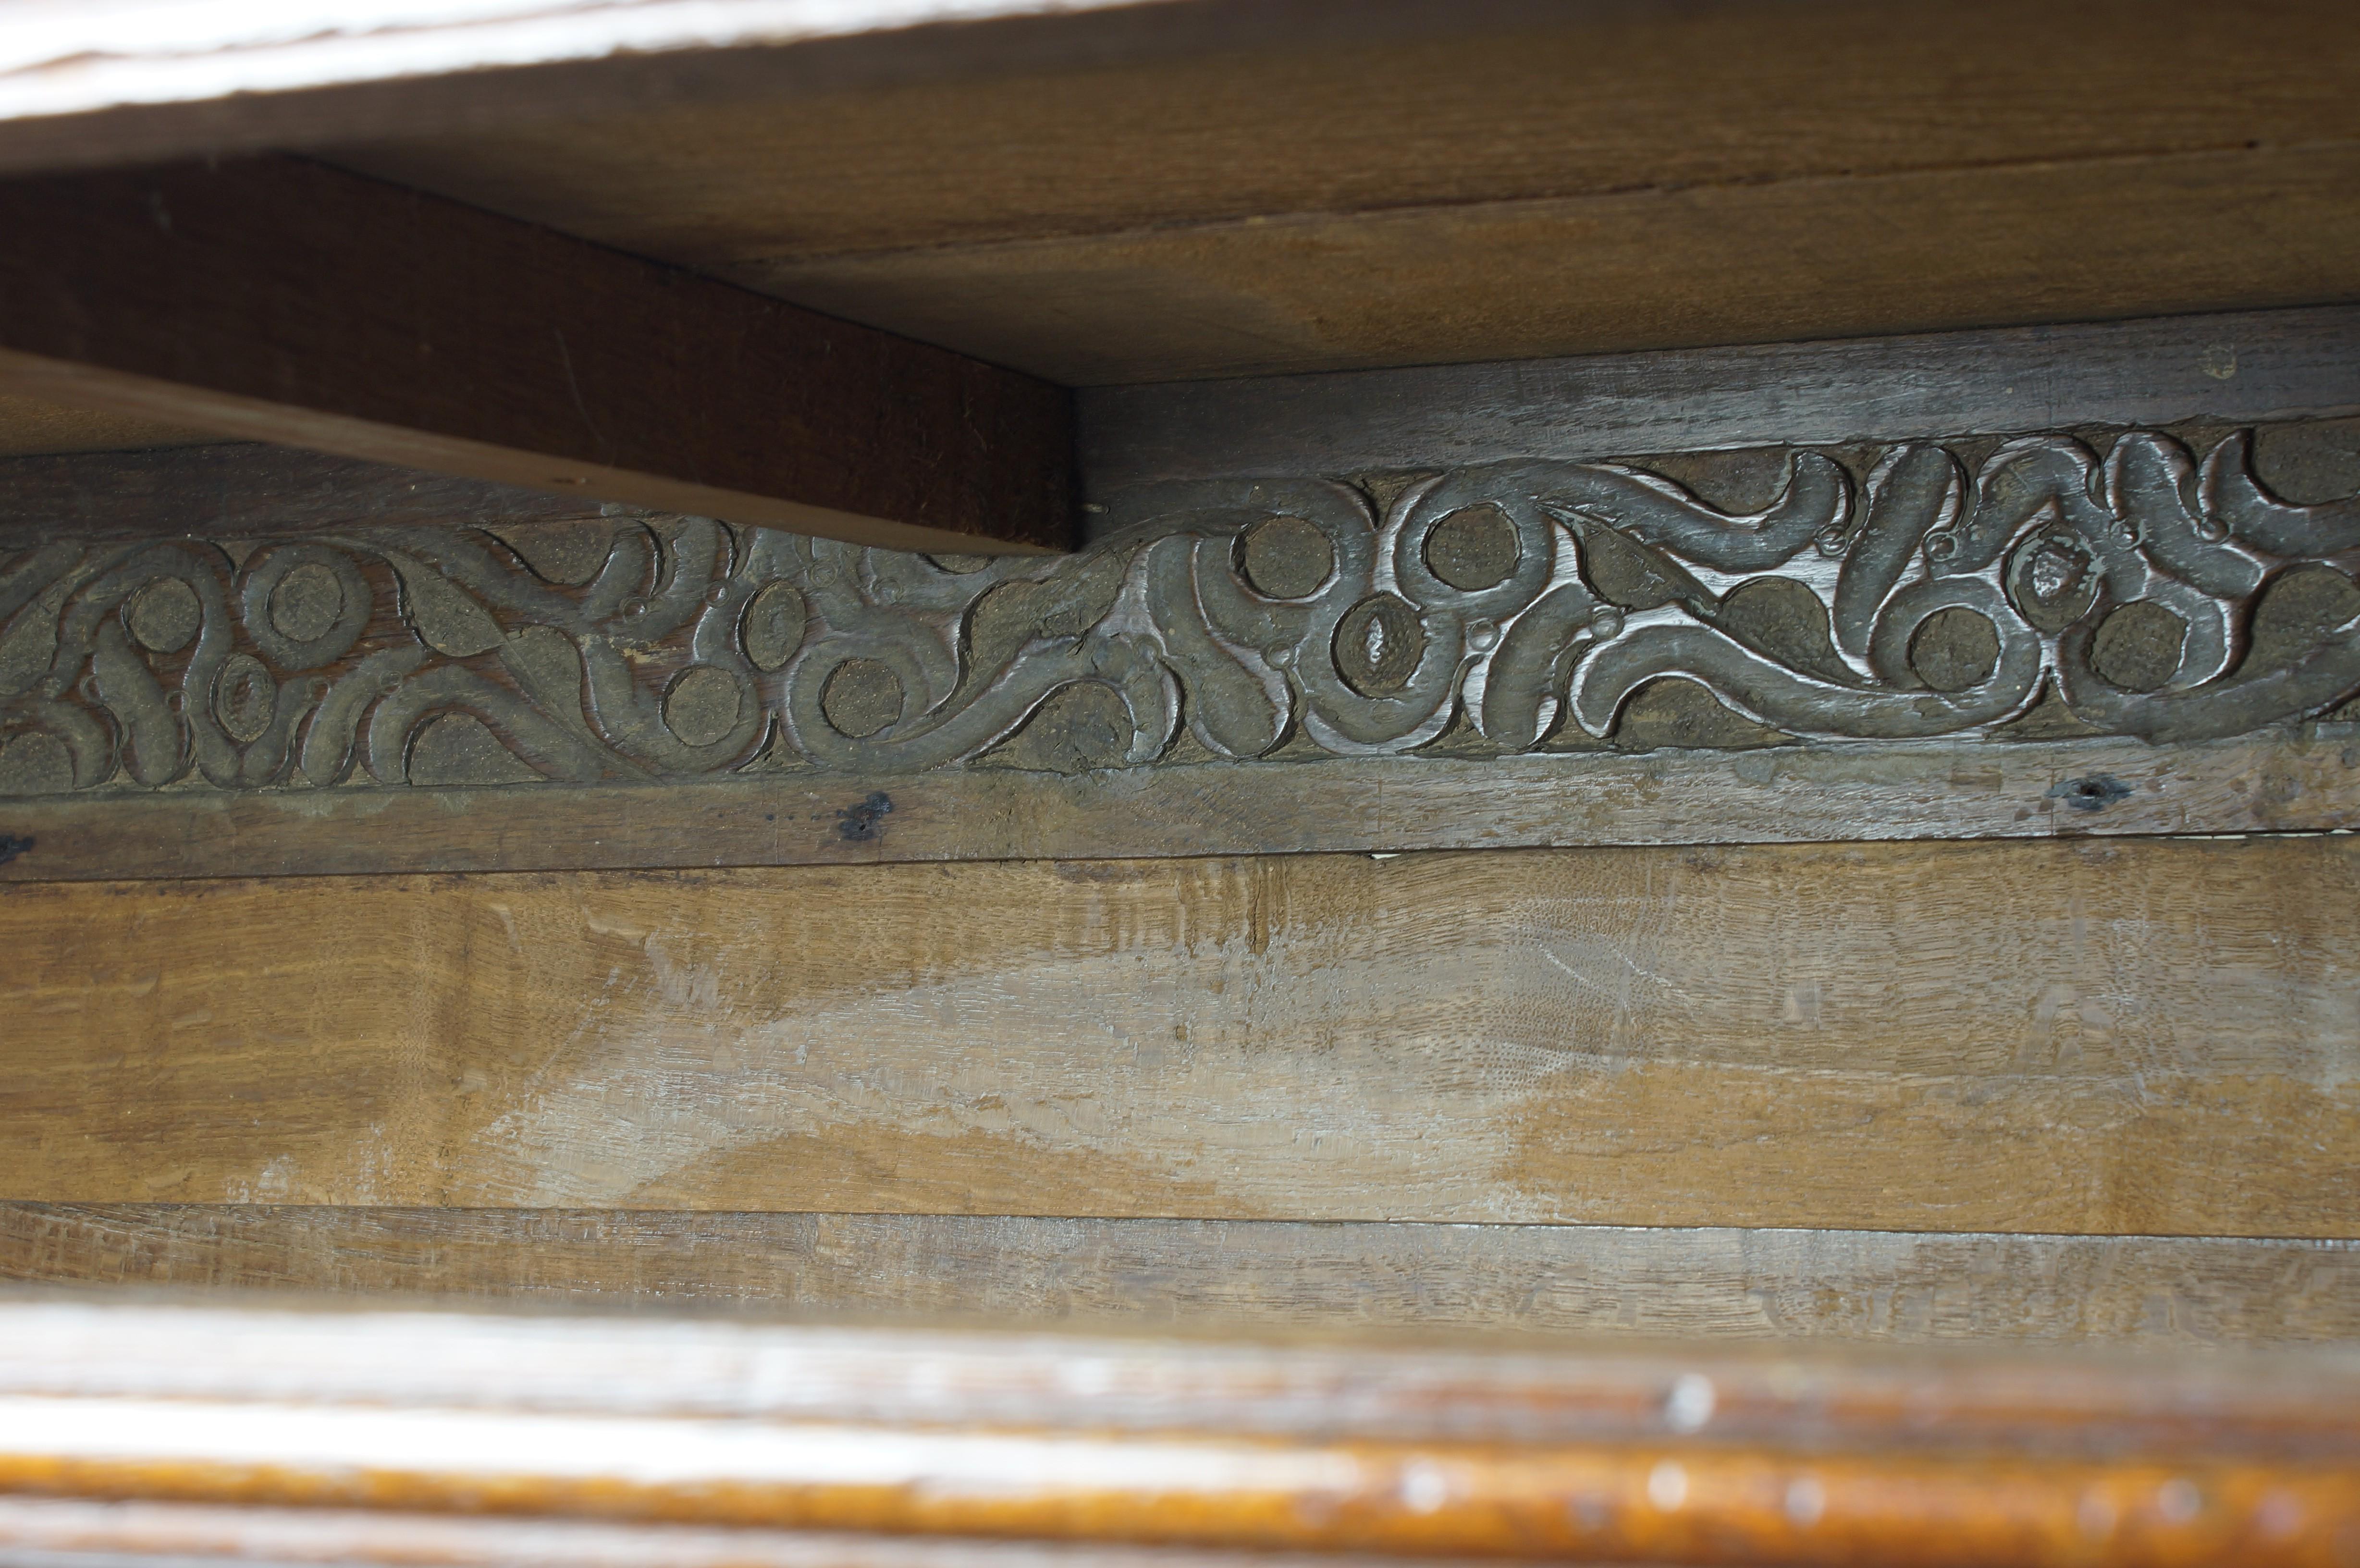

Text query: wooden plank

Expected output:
[0,157,1072,553]
[6,1206,2357,1349]
[1083,306,2360,495]
[1,1295,2357,1566]
[335,1,2360,266]
[3,838,2354,1235]
[0,1,1567,174]
[5,735,2358,884]
[309,0,2360,384]
[0,442,604,535]
[748,141,2360,384]
[0,394,209,458]
[9,418,2360,841]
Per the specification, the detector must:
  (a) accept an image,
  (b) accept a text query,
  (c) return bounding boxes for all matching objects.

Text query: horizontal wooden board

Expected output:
[0,1,1571,172]
[333,1,2360,254]
[5,735,2355,883]
[739,141,2360,383]
[3,838,2355,1235]
[1082,307,2360,495]
[5,1295,2357,1566]
[0,393,210,459]
[0,1500,1500,1568]
[6,1205,2356,1349]
[6,2,2355,389]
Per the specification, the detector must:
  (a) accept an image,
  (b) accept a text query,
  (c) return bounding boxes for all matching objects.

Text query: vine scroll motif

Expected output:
[2,427,2358,795]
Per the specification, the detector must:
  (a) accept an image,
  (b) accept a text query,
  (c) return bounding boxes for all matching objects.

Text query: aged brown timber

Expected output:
[2,839,2354,1235]
[313,0,2360,384]
[0,157,1073,554]
[1081,307,2360,494]
[4,735,2358,883]
[0,1,1569,173]
[1,1296,2358,1565]
[6,1206,2358,1349]
[4,416,2360,812]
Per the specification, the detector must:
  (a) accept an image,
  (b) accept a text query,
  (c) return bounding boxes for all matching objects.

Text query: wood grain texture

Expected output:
[334,0,2360,261]
[0,157,1072,552]
[0,394,211,459]
[3,838,2355,1235]
[0,1,1568,173]
[739,142,2360,383]
[6,1206,2358,1349]
[2,1296,2357,1566]
[1082,307,2360,496]
[6,733,2355,883]
[0,1500,1500,1568]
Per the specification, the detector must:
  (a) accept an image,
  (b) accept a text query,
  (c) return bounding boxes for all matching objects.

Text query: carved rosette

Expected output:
[2,427,2357,794]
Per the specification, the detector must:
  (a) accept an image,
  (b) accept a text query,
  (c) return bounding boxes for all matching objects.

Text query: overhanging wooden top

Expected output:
[0,0,2356,526]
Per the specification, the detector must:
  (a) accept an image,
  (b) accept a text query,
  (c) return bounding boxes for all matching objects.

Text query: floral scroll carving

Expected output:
[3,426,2358,794]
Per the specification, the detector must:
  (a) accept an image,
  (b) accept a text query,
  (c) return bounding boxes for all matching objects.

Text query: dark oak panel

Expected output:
[0,158,1072,552]
[1082,307,2360,494]
[7,415,2360,833]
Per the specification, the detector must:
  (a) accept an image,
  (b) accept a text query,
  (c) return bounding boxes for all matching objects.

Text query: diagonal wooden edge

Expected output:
[0,157,1074,553]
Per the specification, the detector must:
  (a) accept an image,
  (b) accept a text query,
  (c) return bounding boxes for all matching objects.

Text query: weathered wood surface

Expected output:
[1082,308,2360,495]
[4,735,2357,883]
[2,1296,2357,1566]
[0,1,1563,172]
[6,1206,2356,1349]
[318,1,2360,384]
[0,157,1072,552]
[750,143,2360,384]
[8,419,2360,817]
[4,838,2354,1235]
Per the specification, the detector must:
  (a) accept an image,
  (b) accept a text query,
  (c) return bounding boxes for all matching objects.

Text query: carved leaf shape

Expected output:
[383,551,505,658]
[1575,523,1713,612]
[962,553,1128,693]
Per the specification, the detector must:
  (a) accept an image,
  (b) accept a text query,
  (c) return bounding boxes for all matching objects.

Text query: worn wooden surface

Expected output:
[315,0,2360,383]
[1082,308,2360,496]
[5,734,2357,883]
[744,143,2360,384]
[1,1296,2357,1565]
[3,838,2354,1234]
[0,157,1072,552]
[9,421,2360,821]
[5,1206,2356,1349]
[0,2,1564,172]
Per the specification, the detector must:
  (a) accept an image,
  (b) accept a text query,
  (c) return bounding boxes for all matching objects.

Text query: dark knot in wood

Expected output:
[835,792,894,842]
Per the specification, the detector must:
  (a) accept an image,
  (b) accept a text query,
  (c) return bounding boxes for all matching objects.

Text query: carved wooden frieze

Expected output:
[2,425,2358,795]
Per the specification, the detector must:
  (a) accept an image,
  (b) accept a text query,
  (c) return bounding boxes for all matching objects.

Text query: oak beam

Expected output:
[0,156,1074,553]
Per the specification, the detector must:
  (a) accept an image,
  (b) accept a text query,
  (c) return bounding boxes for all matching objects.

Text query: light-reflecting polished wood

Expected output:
[0,1295,2355,1565]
